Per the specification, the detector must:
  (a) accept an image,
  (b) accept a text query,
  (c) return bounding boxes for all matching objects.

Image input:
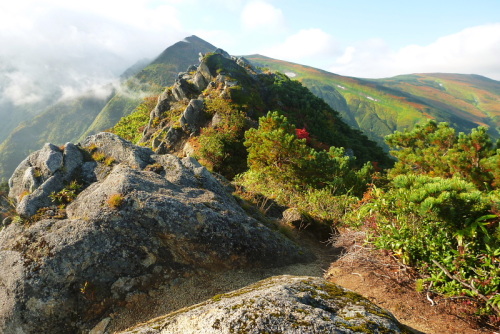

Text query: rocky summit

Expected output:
[0,133,312,333]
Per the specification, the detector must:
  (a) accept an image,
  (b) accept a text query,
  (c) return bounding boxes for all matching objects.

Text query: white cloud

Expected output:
[0,0,189,107]
[393,23,500,77]
[329,24,500,80]
[210,0,244,11]
[59,82,115,102]
[2,0,182,32]
[329,38,392,78]
[261,28,338,63]
[241,0,285,33]
[3,72,44,105]
[336,46,355,65]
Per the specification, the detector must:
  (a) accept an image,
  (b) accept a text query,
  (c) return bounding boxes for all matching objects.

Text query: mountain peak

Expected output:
[183,35,208,44]
[151,36,216,66]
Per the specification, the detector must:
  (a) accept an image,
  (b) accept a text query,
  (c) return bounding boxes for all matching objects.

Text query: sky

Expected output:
[1,0,500,106]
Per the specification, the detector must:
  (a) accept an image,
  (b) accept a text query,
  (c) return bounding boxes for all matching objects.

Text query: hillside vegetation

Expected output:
[247,55,500,150]
[0,93,111,181]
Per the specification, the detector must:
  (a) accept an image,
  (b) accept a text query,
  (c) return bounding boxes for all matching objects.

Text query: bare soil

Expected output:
[325,230,498,334]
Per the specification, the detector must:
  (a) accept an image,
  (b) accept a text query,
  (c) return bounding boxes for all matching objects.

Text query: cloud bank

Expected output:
[241,0,285,33]
[329,23,500,79]
[0,0,186,106]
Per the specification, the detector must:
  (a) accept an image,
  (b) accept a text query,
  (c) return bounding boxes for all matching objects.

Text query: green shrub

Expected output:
[110,95,157,143]
[242,111,373,195]
[236,111,374,231]
[348,175,499,313]
[386,120,499,190]
[197,109,248,179]
[49,180,83,207]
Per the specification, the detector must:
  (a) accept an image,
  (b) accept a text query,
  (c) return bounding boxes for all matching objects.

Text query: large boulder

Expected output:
[120,275,411,334]
[171,78,199,101]
[0,133,312,333]
[8,142,83,217]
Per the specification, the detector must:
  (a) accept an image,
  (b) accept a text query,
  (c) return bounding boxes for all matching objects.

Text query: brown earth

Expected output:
[325,230,498,334]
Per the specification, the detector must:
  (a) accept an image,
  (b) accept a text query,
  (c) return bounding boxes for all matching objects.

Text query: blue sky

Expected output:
[1,0,499,104]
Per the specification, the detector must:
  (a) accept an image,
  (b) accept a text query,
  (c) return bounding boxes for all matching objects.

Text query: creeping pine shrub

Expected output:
[386,120,499,190]
[242,111,373,195]
[236,111,374,228]
[349,175,500,313]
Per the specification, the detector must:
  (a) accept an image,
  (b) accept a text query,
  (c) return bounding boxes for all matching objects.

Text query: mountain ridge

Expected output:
[247,55,500,148]
[1,36,499,181]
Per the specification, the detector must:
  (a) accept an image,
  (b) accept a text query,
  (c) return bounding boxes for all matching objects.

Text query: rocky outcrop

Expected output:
[120,275,411,334]
[0,133,312,333]
[8,142,84,217]
[140,49,262,156]
[179,98,206,134]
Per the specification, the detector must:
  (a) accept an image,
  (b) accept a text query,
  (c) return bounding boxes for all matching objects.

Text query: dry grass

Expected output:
[107,194,124,209]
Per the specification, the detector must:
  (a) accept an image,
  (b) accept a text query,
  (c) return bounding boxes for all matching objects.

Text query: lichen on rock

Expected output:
[120,275,412,334]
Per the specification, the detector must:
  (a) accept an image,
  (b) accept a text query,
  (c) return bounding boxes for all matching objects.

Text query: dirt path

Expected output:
[325,231,495,334]
[109,230,494,333]
[108,234,336,332]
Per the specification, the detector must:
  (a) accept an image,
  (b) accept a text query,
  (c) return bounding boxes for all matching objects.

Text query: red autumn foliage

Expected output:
[295,128,310,142]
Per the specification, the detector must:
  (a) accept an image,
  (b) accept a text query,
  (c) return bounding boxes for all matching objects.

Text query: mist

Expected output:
[0,2,186,114]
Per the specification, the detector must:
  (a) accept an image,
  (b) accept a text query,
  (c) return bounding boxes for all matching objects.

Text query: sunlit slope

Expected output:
[0,94,110,181]
[375,73,500,133]
[247,55,500,147]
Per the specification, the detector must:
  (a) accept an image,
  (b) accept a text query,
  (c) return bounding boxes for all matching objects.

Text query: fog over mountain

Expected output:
[0,2,188,143]
[0,20,178,107]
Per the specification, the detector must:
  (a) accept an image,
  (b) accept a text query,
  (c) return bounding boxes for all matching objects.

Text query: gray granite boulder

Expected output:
[0,134,312,333]
[8,142,83,217]
[120,275,411,334]
[179,98,206,134]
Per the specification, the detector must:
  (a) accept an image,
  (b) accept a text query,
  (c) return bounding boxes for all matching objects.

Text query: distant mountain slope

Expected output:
[0,36,217,180]
[375,73,500,132]
[247,55,500,148]
[0,93,111,181]
[79,35,217,139]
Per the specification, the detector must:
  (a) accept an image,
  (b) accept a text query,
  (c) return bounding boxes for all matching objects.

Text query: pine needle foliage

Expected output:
[386,120,499,190]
